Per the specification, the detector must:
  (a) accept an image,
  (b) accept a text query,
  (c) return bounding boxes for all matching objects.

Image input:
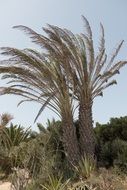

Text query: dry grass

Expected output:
[68,168,127,190]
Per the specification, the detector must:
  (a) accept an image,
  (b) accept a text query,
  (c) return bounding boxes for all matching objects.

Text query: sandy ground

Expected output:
[0,182,11,190]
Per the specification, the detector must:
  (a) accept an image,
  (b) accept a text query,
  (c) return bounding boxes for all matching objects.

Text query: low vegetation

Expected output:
[0,115,127,189]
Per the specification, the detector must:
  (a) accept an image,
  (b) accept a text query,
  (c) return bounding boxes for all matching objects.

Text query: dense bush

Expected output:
[1,116,127,189]
[94,116,127,169]
[9,119,72,189]
[95,116,127,143]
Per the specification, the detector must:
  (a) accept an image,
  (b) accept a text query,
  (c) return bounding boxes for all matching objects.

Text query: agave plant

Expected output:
[0,16,126,162]
[74,155,95,179]
[68,182,97,190]
[41,174,70,190]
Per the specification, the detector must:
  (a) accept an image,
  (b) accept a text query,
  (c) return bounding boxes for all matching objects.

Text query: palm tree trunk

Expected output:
[62,113,80,165]
[78,101,95,157]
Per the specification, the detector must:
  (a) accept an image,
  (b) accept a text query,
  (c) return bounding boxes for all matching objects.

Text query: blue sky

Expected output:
[0,0,127,129]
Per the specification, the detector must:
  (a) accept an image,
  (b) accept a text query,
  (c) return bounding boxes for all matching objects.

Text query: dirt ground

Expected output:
[0,182,11,190]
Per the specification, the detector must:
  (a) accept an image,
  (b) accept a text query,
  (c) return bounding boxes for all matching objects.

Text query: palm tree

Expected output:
[1,124,31,149]
[0,47,80,164]
[0,16,126,160]
[37,16,126,157]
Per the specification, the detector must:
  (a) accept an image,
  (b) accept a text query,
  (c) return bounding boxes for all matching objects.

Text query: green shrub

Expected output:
[0,124,31,175]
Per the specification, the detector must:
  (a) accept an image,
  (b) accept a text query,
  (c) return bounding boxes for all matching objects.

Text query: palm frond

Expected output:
[0,16,126,122]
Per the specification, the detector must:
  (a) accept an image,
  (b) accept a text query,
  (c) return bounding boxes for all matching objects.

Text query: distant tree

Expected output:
[0,123,31,175]
[95,116,127,168]
[35,119,63,154]
[95,116,127,143]
[0,113,13,129]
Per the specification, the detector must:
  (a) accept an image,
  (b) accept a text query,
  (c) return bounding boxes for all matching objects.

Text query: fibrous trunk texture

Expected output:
[78,101,95,158]
[62,114,80,166]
